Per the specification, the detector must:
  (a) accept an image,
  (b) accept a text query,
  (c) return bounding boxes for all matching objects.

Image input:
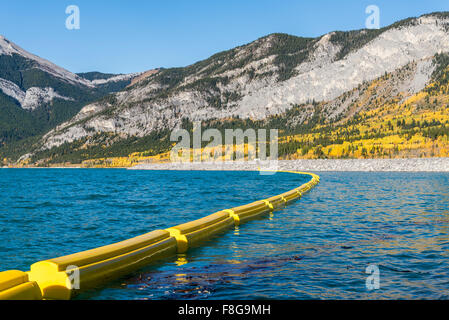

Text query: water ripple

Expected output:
[1,170,448,300]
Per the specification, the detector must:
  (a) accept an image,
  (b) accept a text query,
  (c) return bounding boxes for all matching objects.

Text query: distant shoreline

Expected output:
[4,158,449,172]
[1,166,83,169]
[128,158,449,172]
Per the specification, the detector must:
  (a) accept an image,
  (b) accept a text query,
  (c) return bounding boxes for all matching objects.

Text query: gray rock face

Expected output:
[30,14,449,154]
[0,35,140,110]
[0,80,74,111]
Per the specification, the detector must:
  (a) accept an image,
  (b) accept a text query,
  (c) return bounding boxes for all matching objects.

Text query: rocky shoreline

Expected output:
[129,158,449,172]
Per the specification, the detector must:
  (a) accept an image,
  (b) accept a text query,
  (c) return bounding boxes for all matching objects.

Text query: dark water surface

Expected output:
[0,169,448,299]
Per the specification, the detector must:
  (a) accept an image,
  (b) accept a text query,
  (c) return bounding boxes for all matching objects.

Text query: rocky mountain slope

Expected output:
[6,12,449,165]
[0,36,140,151]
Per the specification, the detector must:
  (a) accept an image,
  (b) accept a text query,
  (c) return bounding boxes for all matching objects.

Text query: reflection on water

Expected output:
[175,255,188,267]
[122,254,305,300]
[1,170,449,299]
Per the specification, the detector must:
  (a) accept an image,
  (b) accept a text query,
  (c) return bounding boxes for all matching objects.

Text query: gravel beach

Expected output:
[129,158,449,172]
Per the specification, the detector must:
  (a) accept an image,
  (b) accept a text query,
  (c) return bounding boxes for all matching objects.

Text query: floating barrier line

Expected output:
[0,171,320,300]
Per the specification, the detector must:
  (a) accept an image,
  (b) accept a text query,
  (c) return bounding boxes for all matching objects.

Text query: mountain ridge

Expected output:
[0,36,142,150]
[1,12,449,165]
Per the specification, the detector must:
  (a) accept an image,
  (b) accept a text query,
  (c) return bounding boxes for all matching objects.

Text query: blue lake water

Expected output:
[0,169,448,300]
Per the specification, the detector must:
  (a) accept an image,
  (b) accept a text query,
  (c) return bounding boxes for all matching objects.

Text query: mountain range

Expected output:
[0,35,144,158]
[1,12,449,166]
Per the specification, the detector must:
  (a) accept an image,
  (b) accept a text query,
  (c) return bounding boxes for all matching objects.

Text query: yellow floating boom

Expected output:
[0,171,319,300]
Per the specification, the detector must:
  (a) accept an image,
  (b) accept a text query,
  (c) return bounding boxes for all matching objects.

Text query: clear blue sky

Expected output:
[1,0,448,74]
